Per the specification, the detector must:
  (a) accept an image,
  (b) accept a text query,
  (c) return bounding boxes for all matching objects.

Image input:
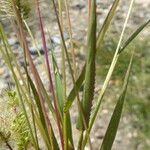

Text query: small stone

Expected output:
[95,132,104,139]
[72,4,85,10]
[127,132,132,138]
[84,147,90,150]
[0,79,7,93]
[29,45,44,55]
[102,109,109,114]
[51,33,69,45]
[29,43,53,56]
[0,68,5,75]
[8,38,19,46]
[51,36,61,45]
[4,73,10,80]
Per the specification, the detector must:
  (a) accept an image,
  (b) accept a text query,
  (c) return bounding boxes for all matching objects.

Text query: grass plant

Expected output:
[0,0,149,149]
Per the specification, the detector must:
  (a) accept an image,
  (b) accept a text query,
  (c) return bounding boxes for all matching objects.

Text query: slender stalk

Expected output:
[57,1,69,149]
[51,0,87,130]
[64,0,77,77]
[0,23,56,131]
[31,106,40,149]
[6,142,13,150]
[0,26,53,148]
[35,1,64,149]
[0,132,13,150]
[11,0,55,148]
[51,1,93,148]
[0,30,38,149]
[22,20,57,118]
[78,0,97,129]
[89,0,135,131]
[88,0,91,17]
[23,20,45,63]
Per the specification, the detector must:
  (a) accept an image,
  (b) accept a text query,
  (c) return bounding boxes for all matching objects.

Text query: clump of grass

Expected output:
[0,0,149,149]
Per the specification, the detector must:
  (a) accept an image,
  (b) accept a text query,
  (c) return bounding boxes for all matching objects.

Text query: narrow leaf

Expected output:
[35,1,64,148]
[51,52,64,116]
[77,0,97,130]
[119,19,150,53]
[65,0,121,112]
[97,0,120,48]
[100,53,134,150]
[51,50,74,148]
[27,73,60,149]
[0,25,39,149]
[64,65,86,112]
[27,73,47,129]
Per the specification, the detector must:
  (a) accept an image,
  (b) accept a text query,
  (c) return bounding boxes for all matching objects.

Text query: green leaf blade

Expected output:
[119,19,150,53]
[27,73,59,149]
[64,0,121,113]
[64,65,86,112]
[100,53,134,150]
[97,0,120,49]
[77,0,97,130]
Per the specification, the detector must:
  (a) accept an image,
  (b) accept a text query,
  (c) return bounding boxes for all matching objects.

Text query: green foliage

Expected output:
[96,36,139,79]
[0,0,31,19]
[100,53,133,150]
[0,0,149,149]
[97,33,150,149]
[16,0,31,19]
[77,0,97,130]
[0,128,11,145]
[11,112,31,150]
[126,38,150,148]
[0,89,31,149]
[6,90,19,108]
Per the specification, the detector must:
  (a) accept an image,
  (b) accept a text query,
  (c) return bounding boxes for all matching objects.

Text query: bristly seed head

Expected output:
[0,0,31,20]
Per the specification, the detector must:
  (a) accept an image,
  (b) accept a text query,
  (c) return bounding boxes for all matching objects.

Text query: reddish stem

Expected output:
[88,0,91,17]
[36,0,64,149]
[11,0,54,147]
